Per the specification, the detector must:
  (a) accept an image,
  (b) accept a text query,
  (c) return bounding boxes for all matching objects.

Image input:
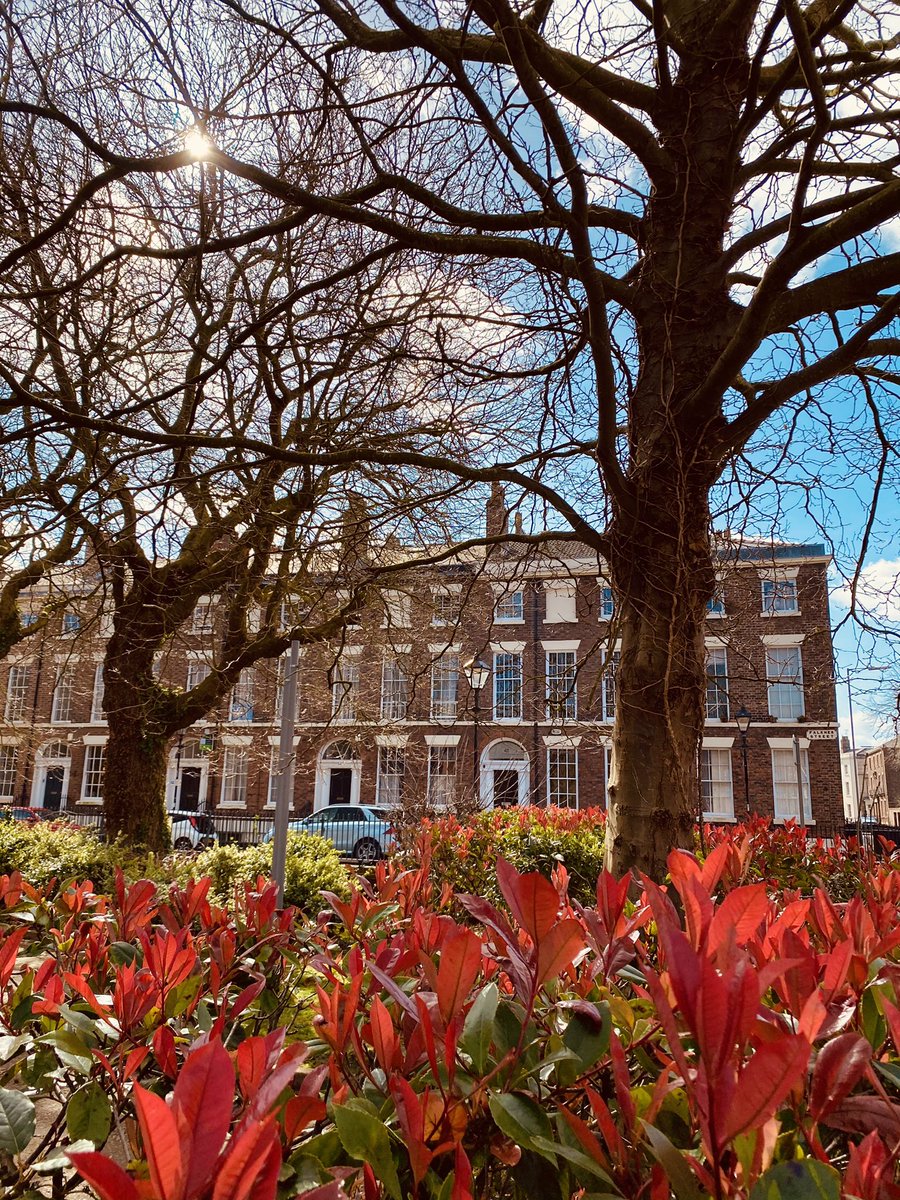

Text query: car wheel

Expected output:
[353,837,382,864]
[173,836,194,852]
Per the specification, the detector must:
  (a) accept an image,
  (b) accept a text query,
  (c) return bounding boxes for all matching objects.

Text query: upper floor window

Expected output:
[494,590,524,623]
[431,654,459,720]
[761,577,798,615]
[600,586,615,620]
[51,667,76,723]
[766,645,804,719]
[186,661,211,692]
[706,586,726,617]
[493,652,523,720]
[62,612,81,636]
[381,591,411,629]
[544,583,576,624]
[332,660,360,723]
[221,748,249,806]
[4,664,31,723]
[19,611,38,630]
[705,648,729,720]
[380,659,408,721]
[192,600,215,635]
[90,664,106,723]
[228,669,255,722]
[546,651,577,721]
[602,650,620,721]
[432,590,461,627]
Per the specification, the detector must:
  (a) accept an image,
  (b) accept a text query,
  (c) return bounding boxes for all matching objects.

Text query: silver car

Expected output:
[266,805,393,863]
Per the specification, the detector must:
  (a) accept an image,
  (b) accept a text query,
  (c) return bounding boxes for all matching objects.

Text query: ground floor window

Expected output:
[377,746,405,807]
[700,747,734,819]
[0,747,17,800]
[772,747,811,822]
[221,748,249,807]
[81,745,106,802]
[547,747,578,807]
[428,746,457,808]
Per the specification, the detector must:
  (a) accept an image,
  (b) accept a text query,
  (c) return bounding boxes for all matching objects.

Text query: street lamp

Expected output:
[463,657,490,805]
[734,706,752,818]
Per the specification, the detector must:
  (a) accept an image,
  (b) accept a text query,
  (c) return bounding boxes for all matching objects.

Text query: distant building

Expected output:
[0,498,843,828]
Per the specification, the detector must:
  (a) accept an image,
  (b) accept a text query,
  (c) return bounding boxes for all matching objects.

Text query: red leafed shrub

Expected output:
[0,837,896,1200]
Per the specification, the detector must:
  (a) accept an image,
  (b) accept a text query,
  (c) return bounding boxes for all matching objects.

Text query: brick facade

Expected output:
[0,530,843,828]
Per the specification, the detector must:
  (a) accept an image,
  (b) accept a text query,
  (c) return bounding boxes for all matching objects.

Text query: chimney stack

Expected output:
[486,483,508,538]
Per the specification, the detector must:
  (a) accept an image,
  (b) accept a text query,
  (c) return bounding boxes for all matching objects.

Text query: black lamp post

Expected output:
[735,706,752,818]
[463,657,490,805]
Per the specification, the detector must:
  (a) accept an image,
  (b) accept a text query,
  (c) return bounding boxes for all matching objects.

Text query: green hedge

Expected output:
[187,830,350,912]
[0,819,165,893]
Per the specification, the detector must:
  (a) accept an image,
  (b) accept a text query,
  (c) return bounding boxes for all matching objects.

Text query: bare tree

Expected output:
[5,0,900,871]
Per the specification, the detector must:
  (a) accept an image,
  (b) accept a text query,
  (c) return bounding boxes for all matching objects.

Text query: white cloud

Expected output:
[832,558,900,622]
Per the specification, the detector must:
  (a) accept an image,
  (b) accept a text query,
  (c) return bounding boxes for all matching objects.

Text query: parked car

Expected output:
[169,810,217,851]
[264,805,393,863]
[0,806,43,823]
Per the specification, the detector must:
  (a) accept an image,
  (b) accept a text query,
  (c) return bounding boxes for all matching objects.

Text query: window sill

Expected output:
[493,717,524,724]
[217,802,248,810]
[760,610,801,618]
[77,799,103,806]
[703,814,737,823]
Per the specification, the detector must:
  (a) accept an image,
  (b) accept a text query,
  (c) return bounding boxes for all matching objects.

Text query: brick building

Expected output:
[0,508,843,828]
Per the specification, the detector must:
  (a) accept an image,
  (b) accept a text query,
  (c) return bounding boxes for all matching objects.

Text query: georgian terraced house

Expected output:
[0,504,843,830]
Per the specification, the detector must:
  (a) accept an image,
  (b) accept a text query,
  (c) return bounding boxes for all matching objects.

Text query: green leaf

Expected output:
[558,1004,610,1085]
[489,1092,552,1149]
[109,941,140,967]
[750,1160,841,1200]
[460,983,498,1075]
[34,1139,94,1173]
[67,1082,112,1144]
[0,1087,36,1154]
[333,1103,402,1200]
[874,1061,900,1090]
[531,1136,616,1186]
[641,1121,703,1200]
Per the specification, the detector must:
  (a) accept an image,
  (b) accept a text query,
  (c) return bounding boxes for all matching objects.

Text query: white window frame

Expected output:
[228,668,255,722]
[547,746,578,807]
[221,747,249,808]
[546,650,577,721]
[705,647,729,720]
[186,660,211,692]
[700,744,734,820]
[760,569,800,616]
[192,598,216,635]
[51,666,76,724]
[430,653,459,720]
[431,588,461,627]
[427,745,457,808]
[332,660,360,723]
[493,651,523,721]
[600,585,615,620]
[0,746,17,801]
[544,582,577,624]
[5,664,31,723]
[90,664,106,723]
[602,649,620,722]
[770,743,812,823]
[493,589,524,624]
[380,658,408,721]
[80,743,106,804]
[377,745,405,807]
[766,645,804,720]
[62,611,81,637]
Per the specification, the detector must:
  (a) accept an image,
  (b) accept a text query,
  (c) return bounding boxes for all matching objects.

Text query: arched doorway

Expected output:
[32,741,71,811]
[481,739,529,808]
[315,740,361,810]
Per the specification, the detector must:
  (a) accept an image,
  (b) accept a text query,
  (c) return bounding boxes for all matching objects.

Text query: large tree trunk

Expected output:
[102,626,172,851]
[604,502,713,878]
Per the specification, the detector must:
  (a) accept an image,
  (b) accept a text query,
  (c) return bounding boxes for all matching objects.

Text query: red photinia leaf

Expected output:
[699,841,732,894]
[451,1145,475,1200]
[809,1032,872,1123]
[211,1116,280,1200]
[0,926,26,990]
[389,1076,432,1186]
[283,1094,327,1142]
[153,1026,178,1079]
[881,995,900,1056]
[134,1083,184,1200]
[436,928,483,1023]
[172,1040,235,1200]
[68,1151,143,1200]
[720,1036,810,1144]
[535,919,585,988]
[369,994,399,1073]
[822,1095,900,1142]
[844,1130,894,1200]
[236,1037,268,1102]
[708,884,769,952]
[495,857,559,943]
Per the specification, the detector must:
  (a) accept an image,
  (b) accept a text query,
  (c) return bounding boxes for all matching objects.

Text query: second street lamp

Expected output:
[463,657,490,805]
[734,706,752,818]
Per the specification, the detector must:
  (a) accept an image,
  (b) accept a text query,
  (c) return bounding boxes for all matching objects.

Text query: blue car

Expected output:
[265,805,393,863]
